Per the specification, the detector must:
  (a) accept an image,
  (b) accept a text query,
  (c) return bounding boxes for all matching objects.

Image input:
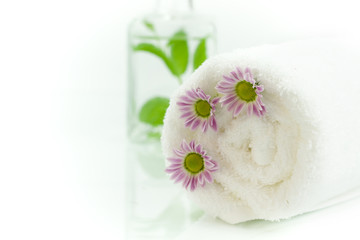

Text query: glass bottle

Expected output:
[127,0,216,141]
[126,1,216,239]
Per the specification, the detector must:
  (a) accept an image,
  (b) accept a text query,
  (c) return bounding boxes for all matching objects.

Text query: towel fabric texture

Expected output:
[161,38,360,223]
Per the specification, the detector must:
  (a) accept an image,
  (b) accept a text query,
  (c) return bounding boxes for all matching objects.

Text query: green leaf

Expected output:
[143,20,155,32]
[193,38,207,71]
[168,30,189,76]
[147,131,161,139]
[133,43,179,77]
[139,97,170,126]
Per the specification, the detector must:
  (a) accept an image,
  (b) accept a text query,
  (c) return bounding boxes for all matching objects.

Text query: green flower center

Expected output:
[184,153,204,174]
[194,100,211,118]
[235,80,257,102]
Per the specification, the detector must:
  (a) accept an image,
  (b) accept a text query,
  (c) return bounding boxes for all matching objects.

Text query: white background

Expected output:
[0,0,360,239]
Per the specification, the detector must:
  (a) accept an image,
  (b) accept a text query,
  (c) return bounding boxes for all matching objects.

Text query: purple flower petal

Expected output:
[191,119,201,130]
[231,71,239,80]
[179,106,192,112]
[223,75,236,83]
[198,173,204,185]
[227,100,239,112]
[170,169,182,180]
[168,157,183,164]
[212,97,220,105]
[174,172,186,183]
[184,115,196,127]
[236,67,244,79]
[234,103,245,116]
[209,160,219,171]
[190,177,198,191]
[216,85,235,93]
[181,140,191,152]
[178,87,218,132]
[197,89,208,99]
[210,116,217,131]
[221,94,237,105]
[173,149,185,157]
[189,140,196,150]
[245,72,255,84]
[256,85,264,92]
[179,95,193,103]
[217,67,265,117]
[245,67,253,79]
[186,90,197,99]
[166,140,219,191]
[204,170,213,183]
[253,104,260,117]
[205,160,216,169]
[165,167,180,173]
[202,120,208,132]
[195,144,202,153]
[167,163,183,170]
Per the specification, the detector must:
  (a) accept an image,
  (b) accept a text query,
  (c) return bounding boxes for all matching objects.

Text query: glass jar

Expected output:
[126,0,216,239]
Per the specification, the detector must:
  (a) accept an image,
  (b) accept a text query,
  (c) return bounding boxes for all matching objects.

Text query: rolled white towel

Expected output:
[161,38,360,223]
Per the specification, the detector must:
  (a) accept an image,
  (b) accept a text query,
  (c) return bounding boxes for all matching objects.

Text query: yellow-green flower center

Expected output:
[235,80,257,103]
[194,100,211,118]
[184,153,204,174]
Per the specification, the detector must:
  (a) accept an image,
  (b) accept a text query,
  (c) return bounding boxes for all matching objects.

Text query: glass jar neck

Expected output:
[154,0,193,14]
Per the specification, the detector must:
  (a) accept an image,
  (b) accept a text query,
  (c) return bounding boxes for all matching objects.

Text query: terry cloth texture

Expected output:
[161,38,360,224]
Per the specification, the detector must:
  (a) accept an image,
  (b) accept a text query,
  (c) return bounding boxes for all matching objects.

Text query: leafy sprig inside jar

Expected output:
[133,20,209,139]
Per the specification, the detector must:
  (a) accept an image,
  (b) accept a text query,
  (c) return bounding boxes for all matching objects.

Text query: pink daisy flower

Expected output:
[215,67,266,117]
[177,88,220,132]
[165,140,218,191]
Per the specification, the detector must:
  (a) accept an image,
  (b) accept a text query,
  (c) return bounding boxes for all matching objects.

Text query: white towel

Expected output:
[161,38,360,223]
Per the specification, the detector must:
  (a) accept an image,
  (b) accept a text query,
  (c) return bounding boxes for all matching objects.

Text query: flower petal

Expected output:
[166,140,219,190]
[179,95,193,103]
[190,177,198,191]
[191,119,201,130]
[197,89,208,99]
[228,100,239,112]
[198,173,204,185]
[234,103,245,116]
[182,175,190,187]
[170,169,182,180]
[204,170,213,183]
[174,172,186,183]
[167,163,183,170]
[181,140,191,152]
[211,97,220,105]
[185,176,192,189]
[221,94,238,105]
[186,90,197,99]
[184,115,197,127]
[209,160,219,171]
[189,140,196,150]
[195,144,202,154]
[236,67,244,79]
[245,67,253,79]
[210,116,217,131]
[173,149,185,157]
[180,112,194,119]
[223,75,236,83]
[216,86,235,94]
[202,120,208,132]
[165,167,179,173]
[168,157,183,164]
[231,71,239,80]
[253,104,260,117]
[256,85,264,92]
